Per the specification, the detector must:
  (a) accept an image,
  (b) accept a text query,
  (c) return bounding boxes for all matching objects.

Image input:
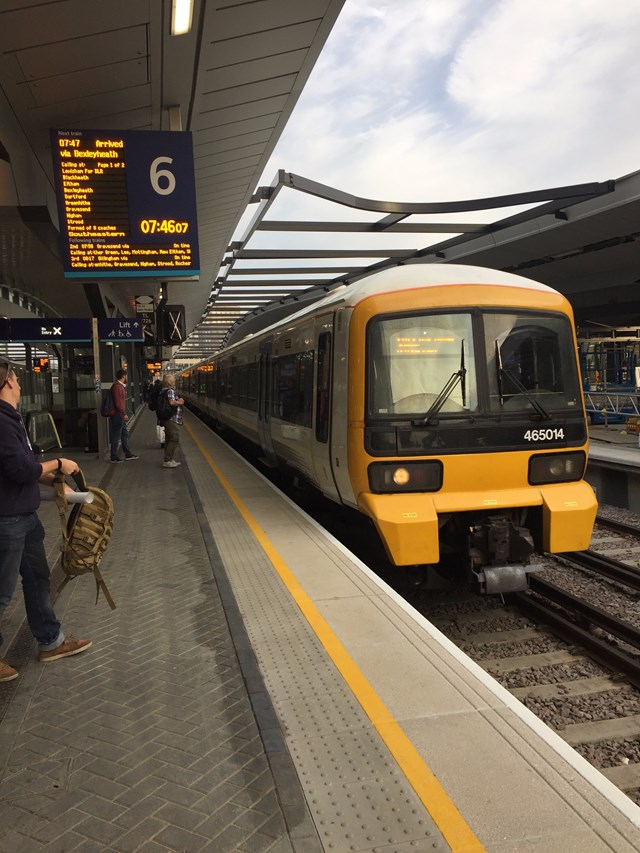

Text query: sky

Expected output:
[254,0,640,217]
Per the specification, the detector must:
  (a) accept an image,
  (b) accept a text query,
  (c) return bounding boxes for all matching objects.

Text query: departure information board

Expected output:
[51,129,200,279]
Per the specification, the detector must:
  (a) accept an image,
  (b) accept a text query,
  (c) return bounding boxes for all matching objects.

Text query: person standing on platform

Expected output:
[0,360,91,682]
[109,369,138,464]
[161,374,185,469]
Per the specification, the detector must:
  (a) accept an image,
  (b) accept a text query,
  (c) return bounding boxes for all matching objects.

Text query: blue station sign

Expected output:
[98,318,144,342]
[7,318,92,342]
[51,129,200,280]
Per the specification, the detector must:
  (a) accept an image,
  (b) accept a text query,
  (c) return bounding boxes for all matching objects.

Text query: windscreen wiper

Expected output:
[414,340,466,426]
[495,339,551,420]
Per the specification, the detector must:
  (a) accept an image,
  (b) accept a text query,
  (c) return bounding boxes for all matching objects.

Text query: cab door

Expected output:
[258,338,277,465]
[311,327,340,500]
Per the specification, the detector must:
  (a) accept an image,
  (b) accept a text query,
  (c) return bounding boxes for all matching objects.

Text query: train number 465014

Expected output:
[524,428,565,441]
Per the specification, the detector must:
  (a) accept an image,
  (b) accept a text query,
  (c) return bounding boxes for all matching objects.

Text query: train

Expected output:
[177,264,597,594]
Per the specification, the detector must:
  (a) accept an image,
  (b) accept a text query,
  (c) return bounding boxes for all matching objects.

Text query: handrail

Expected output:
[584,391,640,417]
[26,411,62,453]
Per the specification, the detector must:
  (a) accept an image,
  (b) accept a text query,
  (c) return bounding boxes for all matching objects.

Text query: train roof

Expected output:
[221,263,558,351]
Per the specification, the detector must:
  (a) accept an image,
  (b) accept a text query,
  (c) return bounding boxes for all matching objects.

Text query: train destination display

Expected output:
[51,129,200,279]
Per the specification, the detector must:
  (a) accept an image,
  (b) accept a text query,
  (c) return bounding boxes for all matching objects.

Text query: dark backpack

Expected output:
[148,385,160,412]
[54,469,116,610]
[100,388,115,417]
[156,388,173,423]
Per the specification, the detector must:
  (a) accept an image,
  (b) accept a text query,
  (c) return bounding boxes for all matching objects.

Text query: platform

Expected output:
[587,426,640,512]
[1,408,639,852]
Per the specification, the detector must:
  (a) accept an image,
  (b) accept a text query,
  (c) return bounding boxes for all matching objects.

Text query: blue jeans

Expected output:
[109,413,132,460]
[0,512,64,651]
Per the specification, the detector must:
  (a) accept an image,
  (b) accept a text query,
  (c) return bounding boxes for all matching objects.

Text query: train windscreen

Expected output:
[367,310,581,419]
[484,312,581,414]
[368,313,478,416]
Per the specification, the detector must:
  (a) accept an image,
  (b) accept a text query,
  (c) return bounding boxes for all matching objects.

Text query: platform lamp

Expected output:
[171,0,194,36]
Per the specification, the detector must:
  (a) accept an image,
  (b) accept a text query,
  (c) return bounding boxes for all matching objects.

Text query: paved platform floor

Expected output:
[3,408,640,852]
[0,410,320,853]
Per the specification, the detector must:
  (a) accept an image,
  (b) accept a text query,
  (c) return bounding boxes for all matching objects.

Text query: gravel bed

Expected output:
[597,503,640,528]
[414,598,503,621]
[443,614,529,636]
[495,660,606,689]
[590,537,640,559]
[458,634,566,660]
[574,736,640,769]
[523,688,640,728]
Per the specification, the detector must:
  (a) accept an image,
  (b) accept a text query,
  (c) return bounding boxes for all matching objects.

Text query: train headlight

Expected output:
[393,467,410,486]
[529,451,585,485]
[368,461,443,493]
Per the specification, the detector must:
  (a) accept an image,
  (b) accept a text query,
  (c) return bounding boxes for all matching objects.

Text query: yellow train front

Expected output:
[345,266,596,592]
[179,264,597,594]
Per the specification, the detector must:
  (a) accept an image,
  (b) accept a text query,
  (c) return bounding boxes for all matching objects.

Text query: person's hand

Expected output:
[124,414,129,421]
[59,458,79,476]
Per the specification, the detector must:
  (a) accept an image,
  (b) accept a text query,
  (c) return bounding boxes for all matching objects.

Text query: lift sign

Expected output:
[51,129,200,279]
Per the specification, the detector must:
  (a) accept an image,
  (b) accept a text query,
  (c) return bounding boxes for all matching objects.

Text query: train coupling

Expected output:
[473,562,543,595]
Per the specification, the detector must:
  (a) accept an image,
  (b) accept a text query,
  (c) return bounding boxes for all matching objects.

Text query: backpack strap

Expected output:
[56,567,116,611]
[53,470,71,544]
[53,468,89,541]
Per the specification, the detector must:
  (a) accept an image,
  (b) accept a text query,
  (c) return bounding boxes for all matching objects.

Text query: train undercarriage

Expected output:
[434,508,543,594]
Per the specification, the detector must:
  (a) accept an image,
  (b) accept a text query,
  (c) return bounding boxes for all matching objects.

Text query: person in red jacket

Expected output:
[108,369,138,463]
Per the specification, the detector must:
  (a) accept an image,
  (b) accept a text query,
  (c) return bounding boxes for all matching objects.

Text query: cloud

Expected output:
[259,0,640,206]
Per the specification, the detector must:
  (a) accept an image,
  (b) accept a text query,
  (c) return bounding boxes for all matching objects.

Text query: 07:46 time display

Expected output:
[139,219,190,234]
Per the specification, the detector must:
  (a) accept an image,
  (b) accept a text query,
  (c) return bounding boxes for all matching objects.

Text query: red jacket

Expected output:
[111,380,126,415]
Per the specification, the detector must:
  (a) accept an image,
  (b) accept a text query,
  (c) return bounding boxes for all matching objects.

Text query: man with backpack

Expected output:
[108,369,139,464]
[0,360,91,682]
[158,374,185,469]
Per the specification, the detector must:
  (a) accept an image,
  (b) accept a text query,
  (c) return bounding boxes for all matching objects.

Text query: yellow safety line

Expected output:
[186,421,485,853]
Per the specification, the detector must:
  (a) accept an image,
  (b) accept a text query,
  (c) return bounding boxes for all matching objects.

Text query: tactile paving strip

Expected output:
[184,421,450,853]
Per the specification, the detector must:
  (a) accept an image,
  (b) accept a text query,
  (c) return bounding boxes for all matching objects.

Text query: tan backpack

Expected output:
[53,469,116,610]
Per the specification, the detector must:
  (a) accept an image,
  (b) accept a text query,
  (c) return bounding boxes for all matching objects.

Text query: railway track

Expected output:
[414,547,640,802]
[590,513,640,567]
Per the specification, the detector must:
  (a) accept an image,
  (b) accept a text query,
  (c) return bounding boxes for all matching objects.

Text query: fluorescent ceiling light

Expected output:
[171,0,194,35]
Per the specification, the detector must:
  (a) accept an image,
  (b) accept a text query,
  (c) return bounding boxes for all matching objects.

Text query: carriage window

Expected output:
[484,313,581,412]
[272,351,314,426]
[368,313,478,416]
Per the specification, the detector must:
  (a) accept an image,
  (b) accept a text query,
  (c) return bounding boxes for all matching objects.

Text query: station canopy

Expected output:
[171,171,615,364]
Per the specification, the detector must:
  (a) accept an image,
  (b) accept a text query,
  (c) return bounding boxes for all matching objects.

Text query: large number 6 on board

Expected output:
[150,156,176,195]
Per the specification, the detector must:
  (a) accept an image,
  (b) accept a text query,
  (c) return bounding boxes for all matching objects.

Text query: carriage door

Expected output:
[258,338,277,465]
[311,330,340,499]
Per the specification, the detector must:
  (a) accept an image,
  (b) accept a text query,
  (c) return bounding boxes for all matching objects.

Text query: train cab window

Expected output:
[368,313,478,417]
[484,313,581,413]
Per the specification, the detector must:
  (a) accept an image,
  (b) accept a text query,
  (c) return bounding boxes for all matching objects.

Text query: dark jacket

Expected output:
[0,401,43,515]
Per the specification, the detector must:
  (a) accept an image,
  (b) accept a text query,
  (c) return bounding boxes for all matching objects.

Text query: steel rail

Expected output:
[595,514,640,538]
[560,549,640,590]
[528,576,640,651]
[511,586,640,689]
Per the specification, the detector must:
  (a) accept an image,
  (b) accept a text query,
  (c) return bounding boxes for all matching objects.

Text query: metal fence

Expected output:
[584,391,640,427]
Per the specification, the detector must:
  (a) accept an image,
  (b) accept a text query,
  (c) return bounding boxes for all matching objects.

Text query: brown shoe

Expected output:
[39,636,92,663]
[0,658,19,682]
